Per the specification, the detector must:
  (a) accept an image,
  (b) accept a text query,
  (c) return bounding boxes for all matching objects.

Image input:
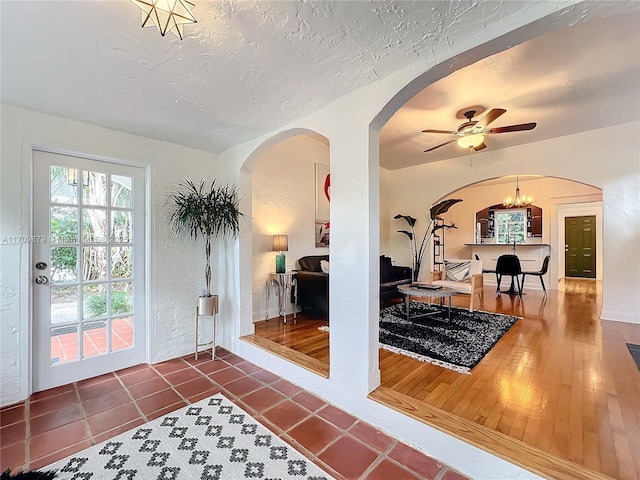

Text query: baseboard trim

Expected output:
[240,334,329,378]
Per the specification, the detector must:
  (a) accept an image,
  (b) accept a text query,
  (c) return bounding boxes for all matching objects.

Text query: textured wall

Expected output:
[251,134,330,321]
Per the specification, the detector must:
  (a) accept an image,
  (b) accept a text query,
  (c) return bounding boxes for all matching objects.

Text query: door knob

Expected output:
[35,275,49,285]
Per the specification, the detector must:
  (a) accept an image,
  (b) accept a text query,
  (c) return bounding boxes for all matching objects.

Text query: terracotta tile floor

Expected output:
[50,318,133,364]
[0,348,470,480]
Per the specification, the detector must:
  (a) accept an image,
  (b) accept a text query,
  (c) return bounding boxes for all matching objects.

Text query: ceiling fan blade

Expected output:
[475,108,506,129]
[473,142,487,152]
[421,129,458,134]
[487,122,537,134]
[424,139,457,152]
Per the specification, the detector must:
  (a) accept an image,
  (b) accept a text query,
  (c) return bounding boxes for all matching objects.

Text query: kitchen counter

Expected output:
[464,243,551,247]
[466,243,551,285]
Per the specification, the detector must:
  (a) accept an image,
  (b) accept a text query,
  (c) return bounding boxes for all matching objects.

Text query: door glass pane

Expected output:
[50,166,78,204]
[51,286,78,325]
[111,175,133,208]
[51,247,78,283]
[82,247,107,281]
[83,209,107,242]
[112,282,133,315]
[111,211,132,242]
[112,317,133,352]
[83,283,107,319]
[50,206,78,243]
[83,171,108,206]
[111,247,132,278]
[51,325,78,364]
[83,321,107,358]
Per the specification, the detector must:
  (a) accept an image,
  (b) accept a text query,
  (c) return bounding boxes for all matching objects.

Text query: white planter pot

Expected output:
[198,295,218,316]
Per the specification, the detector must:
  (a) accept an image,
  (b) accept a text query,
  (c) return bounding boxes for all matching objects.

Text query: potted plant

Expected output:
[394,198,462,281]
[168,177,246,315]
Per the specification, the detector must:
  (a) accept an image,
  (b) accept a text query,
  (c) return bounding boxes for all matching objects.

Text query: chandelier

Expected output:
[130,0,196,40]
[503,177,533,208]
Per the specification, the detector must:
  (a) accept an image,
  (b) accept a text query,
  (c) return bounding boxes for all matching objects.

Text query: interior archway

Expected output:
[239,129,332,377]
[371,13,638,480]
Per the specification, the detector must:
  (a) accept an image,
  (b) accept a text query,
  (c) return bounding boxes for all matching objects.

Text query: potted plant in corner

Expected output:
[168,177,246,315]
[394,198,462,281]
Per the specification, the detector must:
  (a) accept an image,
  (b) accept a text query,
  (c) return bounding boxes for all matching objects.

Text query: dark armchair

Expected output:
[379,255,412,303]
[296,255,330,318]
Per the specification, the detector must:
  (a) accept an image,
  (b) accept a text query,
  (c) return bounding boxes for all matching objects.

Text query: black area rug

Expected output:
[627,343,640,371]
[379,301,519,375]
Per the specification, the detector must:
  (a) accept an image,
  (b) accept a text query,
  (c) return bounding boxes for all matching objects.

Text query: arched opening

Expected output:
[371,12,638,480]
[239,129,331,377]
[227,9,638,480]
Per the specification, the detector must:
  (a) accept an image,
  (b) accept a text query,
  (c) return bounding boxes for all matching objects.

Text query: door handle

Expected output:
[35,275,49,285]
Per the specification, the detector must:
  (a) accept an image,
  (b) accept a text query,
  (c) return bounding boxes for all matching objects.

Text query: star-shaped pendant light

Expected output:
[130,0,196,40]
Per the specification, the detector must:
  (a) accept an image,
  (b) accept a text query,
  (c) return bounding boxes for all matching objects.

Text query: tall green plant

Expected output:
[394,198,462,281]
[168,178,246,296]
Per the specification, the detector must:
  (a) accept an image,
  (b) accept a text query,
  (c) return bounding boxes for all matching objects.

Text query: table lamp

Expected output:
[272,235,288,273]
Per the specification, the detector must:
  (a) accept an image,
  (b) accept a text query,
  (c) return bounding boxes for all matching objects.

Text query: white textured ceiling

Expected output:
[1,1,639,168]
[380,11,640,169]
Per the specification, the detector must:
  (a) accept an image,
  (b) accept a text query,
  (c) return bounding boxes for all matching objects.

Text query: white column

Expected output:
[328,124,381,394]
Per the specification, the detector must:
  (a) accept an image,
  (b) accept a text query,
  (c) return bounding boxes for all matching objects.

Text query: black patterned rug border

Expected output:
[626,343,640,371]
[379,301,519,374]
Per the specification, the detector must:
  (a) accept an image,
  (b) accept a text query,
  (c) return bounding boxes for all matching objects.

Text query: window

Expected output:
[496,209,526,244]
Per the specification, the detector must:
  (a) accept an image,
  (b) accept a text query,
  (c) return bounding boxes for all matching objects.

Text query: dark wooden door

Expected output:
[565,215,596,278]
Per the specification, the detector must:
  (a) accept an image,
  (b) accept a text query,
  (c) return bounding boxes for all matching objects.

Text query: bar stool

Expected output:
[195,295,218,360]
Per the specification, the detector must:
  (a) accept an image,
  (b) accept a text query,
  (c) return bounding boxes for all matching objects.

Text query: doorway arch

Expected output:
[237,128,331,373]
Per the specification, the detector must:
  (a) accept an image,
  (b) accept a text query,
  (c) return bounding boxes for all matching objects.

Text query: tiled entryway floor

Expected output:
[1,348,469,480]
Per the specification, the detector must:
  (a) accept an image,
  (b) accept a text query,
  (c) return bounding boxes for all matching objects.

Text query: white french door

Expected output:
[32,150,146,392]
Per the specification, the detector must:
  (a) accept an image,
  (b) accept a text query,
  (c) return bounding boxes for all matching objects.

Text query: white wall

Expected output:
[0,104,223,406]
[251,134,329,321]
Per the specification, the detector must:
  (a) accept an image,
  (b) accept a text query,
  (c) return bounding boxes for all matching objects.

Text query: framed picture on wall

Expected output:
[315,220,330,247]
[315,163,330,247]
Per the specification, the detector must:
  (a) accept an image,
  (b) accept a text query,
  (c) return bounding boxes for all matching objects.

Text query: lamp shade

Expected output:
[272,235,288,252]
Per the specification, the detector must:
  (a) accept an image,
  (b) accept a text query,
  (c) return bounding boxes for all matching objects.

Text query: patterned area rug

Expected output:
[627,343,640,371]
[46,394,334,480]
[379,301,519,375]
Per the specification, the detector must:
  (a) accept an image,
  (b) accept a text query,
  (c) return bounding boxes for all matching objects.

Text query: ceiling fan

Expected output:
[422,108,537,152]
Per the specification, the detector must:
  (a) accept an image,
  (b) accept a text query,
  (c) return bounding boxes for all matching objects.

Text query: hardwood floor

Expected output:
[252,280,640,480]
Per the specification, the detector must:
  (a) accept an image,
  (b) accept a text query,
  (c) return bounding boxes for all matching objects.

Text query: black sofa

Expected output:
[295,255,412,319]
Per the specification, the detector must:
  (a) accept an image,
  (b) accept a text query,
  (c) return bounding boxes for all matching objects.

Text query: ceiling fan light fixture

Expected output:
[457,134,485,149]
[130,0,196,40]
